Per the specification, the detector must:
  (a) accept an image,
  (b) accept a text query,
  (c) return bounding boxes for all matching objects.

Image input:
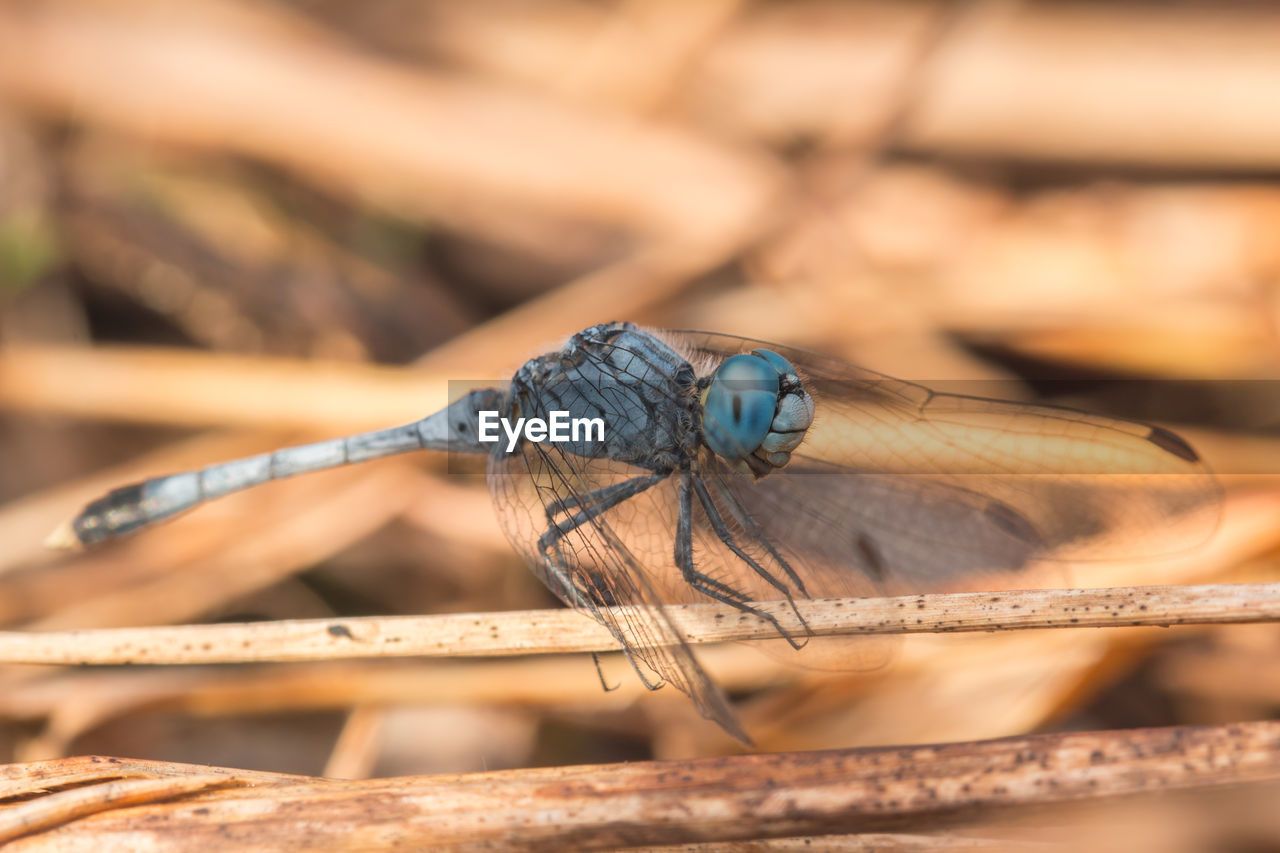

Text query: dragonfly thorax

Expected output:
[700,348,815,478]
[504,324,698,472]
[498,323,814,479]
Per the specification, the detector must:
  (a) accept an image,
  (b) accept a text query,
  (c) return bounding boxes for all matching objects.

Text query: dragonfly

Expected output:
[58,322,1220,743]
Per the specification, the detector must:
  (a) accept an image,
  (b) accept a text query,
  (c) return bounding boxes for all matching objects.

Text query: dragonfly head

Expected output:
[700,348,815,477]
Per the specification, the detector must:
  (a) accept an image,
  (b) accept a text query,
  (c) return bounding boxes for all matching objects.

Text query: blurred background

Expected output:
[2,0,1280,820]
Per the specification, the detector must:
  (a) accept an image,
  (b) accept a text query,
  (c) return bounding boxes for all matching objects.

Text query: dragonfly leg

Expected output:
[676,473,808,650]
[590,652,620,692]
[535,473,668,558]
[542,475,662,524]
[534,472,671,692]
[689,475,809,613]
[708,480,810,599]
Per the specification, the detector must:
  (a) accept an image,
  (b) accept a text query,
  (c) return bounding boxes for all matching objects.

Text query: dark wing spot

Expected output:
[983,502,1042,547]
[1145,425,1199,463]
[856,534,887,582]
[327,623,354,640]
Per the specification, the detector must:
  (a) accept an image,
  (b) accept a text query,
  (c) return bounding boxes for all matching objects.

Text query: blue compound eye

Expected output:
[751,349,798,382]
[702,353,780,460]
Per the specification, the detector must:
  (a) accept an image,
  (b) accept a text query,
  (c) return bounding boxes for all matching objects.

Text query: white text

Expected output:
[477,410,605,452]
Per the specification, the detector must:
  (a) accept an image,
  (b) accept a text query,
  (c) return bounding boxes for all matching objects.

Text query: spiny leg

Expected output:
[590,653,620,692]
[534,471,670,691]
[536,473,667,557]
[543,474,663,525]
[711,479,810,599]
[690,475,803,606]
[674,475,758,603]
[676,472,807,649]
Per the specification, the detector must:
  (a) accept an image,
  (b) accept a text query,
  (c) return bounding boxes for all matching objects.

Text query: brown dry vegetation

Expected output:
[3,0,1280,849]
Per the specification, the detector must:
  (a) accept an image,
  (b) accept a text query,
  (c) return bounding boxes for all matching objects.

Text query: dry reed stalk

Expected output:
[0,0,781,248]
[0,654,783,739]
[737,169,1280,379]
[9,175,1280,438]
[414,0,1280,168]
[0,583,1277,667]
[0,303,729,436]
[2,722,1278,850]
[414,240,769,378]
[0,344,448,432]
[0,774,251,846]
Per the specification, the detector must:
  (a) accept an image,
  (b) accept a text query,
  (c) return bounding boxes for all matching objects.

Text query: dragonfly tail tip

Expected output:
[44,520,84,551]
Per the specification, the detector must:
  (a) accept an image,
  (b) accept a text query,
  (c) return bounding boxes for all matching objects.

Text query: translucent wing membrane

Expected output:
[489,441,748,742]
[703,457,1042,597]
[484,326,1222,739]
[672,331,1221,572]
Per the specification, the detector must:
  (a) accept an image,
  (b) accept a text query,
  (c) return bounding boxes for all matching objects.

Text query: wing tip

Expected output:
[1145,425,1201,464]
[704,701,753,747]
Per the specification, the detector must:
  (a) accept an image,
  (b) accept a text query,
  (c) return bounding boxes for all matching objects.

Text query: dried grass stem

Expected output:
[0,583,1275,667]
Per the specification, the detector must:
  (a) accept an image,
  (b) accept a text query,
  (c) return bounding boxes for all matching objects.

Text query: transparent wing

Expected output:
[487,439,749,742]
[667,329,1222,587]
[485,326,1222,735]
[699,454,1043,597]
